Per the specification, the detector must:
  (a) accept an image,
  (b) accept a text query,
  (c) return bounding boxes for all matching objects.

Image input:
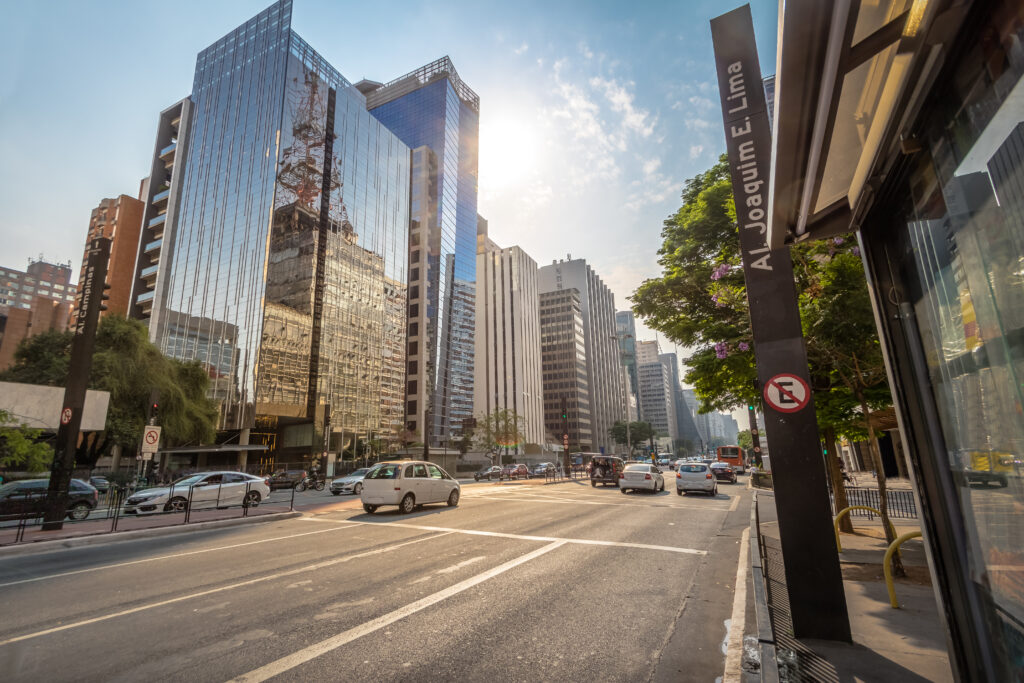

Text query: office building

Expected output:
[136,0,410,465]
[615,311,640,416]
[358,57,479,449]
[539,288,592,451]
[637,360,676,445]
[636,339,659,366]
[538,257,623,454]
[659,352,702,450]
[73,195,144,324]
[681,389,710,449]
[0,259,75,370]
[474,234,544,451]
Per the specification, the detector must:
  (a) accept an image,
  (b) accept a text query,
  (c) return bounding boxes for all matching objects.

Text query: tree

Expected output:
[0,315,220,469]
[474,409,526,463]
[0,410,54,472]
[737,430,752,450]
[609,420,653,455]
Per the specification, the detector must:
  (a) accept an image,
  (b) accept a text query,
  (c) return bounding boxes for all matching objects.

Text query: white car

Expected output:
[330,467,374,495]
[620,463,665,494]
[123,472,270,515]
[676,462,718,496]
[360,460,460,514]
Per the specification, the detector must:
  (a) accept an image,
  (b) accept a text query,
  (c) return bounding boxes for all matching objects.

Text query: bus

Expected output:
[716,445,746,474]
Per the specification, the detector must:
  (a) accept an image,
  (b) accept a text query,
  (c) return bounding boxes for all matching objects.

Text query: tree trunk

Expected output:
[825,426,854,533]
[859,395,905,577]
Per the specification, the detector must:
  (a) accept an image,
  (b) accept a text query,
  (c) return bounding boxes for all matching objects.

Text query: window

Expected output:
[367,464,400,480]
[427,464,443,479]
[413,464,428,478]
[404,465,415,478]
[408,341,417,356]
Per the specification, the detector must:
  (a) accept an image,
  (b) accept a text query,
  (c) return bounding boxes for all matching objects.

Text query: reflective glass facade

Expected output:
[366,64,479,447]
[156,0,410,447]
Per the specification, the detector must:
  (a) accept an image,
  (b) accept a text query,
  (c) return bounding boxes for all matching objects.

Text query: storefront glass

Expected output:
[895,2,1024,667]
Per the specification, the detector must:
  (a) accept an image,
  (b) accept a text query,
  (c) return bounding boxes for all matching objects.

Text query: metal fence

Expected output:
[833,486,918,519]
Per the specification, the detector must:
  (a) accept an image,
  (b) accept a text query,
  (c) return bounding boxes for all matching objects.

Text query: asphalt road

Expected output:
[0,477,755,682]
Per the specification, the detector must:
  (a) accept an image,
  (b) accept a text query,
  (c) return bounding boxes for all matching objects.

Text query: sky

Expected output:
[0,0,778,422]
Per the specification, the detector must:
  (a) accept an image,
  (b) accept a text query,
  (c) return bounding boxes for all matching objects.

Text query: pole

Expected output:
[42,237,111,530]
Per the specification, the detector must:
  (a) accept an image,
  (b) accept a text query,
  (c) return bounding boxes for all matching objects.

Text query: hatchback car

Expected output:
[474,466,502,481]
[676,463,718,496]
[330,467,374,495]
[360,461,460,514]
[620,463,665,494]
[267,470,307,490]
[710,462,737,484]
[0,478,98,521]
[123,472,270,514]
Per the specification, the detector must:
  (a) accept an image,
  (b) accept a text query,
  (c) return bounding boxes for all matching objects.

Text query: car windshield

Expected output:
[350,469,369,477]
[680,465,706,473]
[366,464,401,479]
[624,464,650,472]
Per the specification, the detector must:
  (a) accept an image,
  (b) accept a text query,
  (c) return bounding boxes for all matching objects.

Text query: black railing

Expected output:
[833,486,918,519]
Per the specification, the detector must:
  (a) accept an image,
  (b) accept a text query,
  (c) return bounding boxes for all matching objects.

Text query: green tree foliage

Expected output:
[474,409,527,461]
[737,430,752,450]
[0,409,54,472]
[608,420,657,455]
[0,315,219,468]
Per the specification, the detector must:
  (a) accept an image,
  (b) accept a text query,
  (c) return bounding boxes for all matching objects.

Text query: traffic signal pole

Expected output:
[42,237,111,530]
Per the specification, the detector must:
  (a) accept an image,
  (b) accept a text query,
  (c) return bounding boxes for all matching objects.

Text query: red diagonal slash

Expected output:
[770,378,802,405]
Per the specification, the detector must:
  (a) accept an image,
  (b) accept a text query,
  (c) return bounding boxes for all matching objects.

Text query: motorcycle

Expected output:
[295,476,325,492]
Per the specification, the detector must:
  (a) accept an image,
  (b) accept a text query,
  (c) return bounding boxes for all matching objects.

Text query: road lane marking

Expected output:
[723,526,750,682]
[0,522,360,588]
[227,541,566,683]
[0,532,451,647]
[466,492,734,512]
[341,520,706,555]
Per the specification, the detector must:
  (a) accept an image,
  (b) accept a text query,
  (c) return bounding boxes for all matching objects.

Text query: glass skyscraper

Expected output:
[359,58,479,447]
[145,0,410,458]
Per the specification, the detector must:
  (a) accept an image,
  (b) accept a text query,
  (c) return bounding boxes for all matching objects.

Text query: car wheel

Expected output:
[400,493,416,514]
[165,496,189,513]
[243,491,261,507]
[447,489,460,507]
[314,481,325,491]
[363,503,377,514]
[998,477,1009,488]
[677,489,684,496]
[67,501,91,521]
[591,480,597,487]
[621,487,628,494]
[354,483,363,495]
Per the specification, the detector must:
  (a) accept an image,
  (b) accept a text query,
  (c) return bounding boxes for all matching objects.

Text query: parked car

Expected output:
[676,463,718,496]
[531,462,556,477]
[0,478,98,521]
[360,461,460,514]
[709,462,737,484]
[590,455,624,487]
[267,470,307,490]
[88,476,111,493]
[474,466,502,481]
[330,467,374,495]
[122,472,270,515]
[502,464,530,480]
[620,463,665,494]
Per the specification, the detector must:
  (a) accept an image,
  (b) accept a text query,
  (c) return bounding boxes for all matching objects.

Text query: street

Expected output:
[0,477,754,682]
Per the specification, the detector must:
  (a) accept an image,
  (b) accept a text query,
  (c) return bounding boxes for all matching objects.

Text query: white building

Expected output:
[538,256,624,454]
[474,235,545,452]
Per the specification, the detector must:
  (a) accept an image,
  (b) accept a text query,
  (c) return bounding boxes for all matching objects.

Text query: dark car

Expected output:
[89,476,111,493]
[474,466,502,481]
[589,456,624,487]
[709,462,737,484]
[0,478,98,521]
[267,470,307,490]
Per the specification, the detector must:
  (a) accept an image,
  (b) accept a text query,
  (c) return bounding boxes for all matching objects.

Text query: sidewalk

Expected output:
[755,491,952,682]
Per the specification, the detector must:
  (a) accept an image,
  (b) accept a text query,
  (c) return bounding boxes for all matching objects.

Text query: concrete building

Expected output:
[659,352,702,451]
[538,257,622,454]
[539,288,592,451]
[0,259,76,371]
[74,195,144,325]
[637,360,676,446]
[681,389,710,450]
[636,339,660,366]
[474,233,544,452]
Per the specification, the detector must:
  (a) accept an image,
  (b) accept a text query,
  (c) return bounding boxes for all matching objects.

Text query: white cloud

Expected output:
[685,118,712,131]
[688,95,715,111]
[589,76,656,138]
[689,144,704,159]
[513,42,529,55]
[642,158,661,177]
[578,41,594,60]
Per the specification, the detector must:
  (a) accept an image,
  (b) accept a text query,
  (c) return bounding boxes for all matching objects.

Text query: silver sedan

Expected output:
[330,467,374,496]
[620,463,665,494]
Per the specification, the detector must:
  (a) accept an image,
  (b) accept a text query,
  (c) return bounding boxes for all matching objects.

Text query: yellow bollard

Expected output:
[833,506,897,553]
[885,531,923,608]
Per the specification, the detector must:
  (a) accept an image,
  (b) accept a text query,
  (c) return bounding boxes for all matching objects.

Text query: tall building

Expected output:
[540,289,592,451]
[0,259,75,370]
[659,352,702,449]
[538,257,623,454]
[636,339,660,365]
[682,389,710,449]
[73,195,144,324]
[615,310,640,417]
[135,0,410,465]
[637,360,677,444]
[358,58,479,449]
[474,234,544,451]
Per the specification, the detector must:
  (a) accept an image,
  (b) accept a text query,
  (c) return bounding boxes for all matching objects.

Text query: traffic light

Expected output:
[748,403,755,412]
[147,389,160,424]
[560,396,568,421]
[98,280,112,312]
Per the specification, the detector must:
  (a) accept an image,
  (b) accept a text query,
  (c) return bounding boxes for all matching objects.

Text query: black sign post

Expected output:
[711,5,850,641]
[42,237,111,531]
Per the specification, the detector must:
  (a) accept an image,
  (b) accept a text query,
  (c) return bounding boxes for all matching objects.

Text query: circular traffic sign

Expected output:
[754,446,761,453]
[763,373,811,413]
[145,429,159,444]
[60,407,72,425]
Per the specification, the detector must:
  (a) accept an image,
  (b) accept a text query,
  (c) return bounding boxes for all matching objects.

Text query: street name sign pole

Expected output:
[710,5,850,641]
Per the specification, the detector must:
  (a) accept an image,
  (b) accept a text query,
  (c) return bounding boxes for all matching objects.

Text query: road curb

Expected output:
[0,511,303,559]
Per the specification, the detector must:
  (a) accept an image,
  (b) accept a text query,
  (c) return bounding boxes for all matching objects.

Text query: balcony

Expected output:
[140,264,159,280]
[144,239,162,254]
[152,188,170,205]
[159,141,177,159]
[148,213,167,229]
[136,290,155,303]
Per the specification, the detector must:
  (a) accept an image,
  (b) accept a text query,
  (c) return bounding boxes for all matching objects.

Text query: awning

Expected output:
[157,444,269,455]
[768,0,969,247]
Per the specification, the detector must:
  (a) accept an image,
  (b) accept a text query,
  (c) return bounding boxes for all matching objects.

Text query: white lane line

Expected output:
[469,493,733,513]
[227,541,566,683]
[342,520,706,555]
[0,532,450,647]
[0,522,360,588]
[723,526,750,682]
[729,492,742,512]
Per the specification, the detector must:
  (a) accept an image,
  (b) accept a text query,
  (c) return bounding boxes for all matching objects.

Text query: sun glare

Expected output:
[479,111,542,193]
